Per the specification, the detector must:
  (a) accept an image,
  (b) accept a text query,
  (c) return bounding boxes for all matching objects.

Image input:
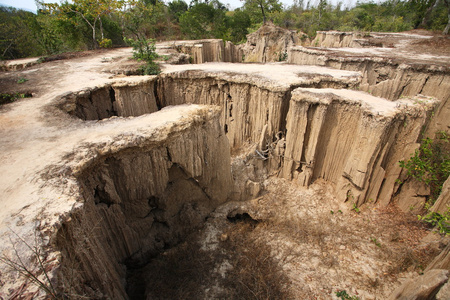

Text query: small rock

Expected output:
[387,269,449,300]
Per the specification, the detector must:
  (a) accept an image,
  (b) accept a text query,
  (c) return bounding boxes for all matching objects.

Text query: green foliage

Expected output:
[168,0,188,22]
[0,92,32,105]
[352,203,360,214]
[418,209,450,235]
[139,61,161,75]
[124,37,158,62]
[336,290,360,300]
[179,1,228,40]
[242,0,283,24]
[226,9,252,43]
[277,51,287,61]
[1,0,449,61]
[17,77,28,84]
[124,37,160,75]
[40,0,126,49]
[0,7,44,59]
[370,237,381,247]
[99,38,112,48]
[399,131,450,202]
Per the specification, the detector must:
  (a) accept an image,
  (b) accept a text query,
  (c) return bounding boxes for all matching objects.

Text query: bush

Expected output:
[139,61,160,75]
[418,209,450,235]
[124,37,160,75]
[98,38,112,48]
[399,131,450,203]
[124,37,158,62]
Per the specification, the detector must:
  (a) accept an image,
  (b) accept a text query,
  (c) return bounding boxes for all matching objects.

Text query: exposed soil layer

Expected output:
[124,177,444,299]
[410,35,450,56]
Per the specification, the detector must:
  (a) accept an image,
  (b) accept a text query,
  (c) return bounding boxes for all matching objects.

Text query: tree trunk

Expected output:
[259,0,266,23]
[444,0,450,34]
[420,0,440,28]
[99,17,104,40]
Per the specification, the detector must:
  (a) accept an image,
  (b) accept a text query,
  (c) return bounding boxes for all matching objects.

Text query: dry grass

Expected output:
[135,218,292,300]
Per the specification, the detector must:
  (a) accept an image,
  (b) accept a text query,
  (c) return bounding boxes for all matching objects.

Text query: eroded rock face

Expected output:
[280,89,437,206]
[388,269,449,300]
[157,63,360,152]
[58,77,159,120]
[431,177,450,214]
[289,47,450,102]
[158,39,243,64]
[53,105,233,299]
[312,31,367,48]
[239,22,300,63]
[288,38,450,139]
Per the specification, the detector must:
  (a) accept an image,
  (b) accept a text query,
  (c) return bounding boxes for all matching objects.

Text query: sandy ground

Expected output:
[137,176,444,299]
[309,30,450,65]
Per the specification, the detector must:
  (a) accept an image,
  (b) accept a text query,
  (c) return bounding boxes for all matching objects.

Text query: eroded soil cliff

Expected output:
[0,30,449,299]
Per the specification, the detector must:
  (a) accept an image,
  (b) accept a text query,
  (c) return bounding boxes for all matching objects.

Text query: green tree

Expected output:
[241,0,282,24]
[168,0,188,21]
[179,0,228,39]
[39,0,126,48]
[0,7,48,59]
[227,9,251,43]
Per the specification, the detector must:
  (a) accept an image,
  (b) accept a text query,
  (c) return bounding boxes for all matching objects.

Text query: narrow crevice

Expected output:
[166,147,172,162]
[154,80,163,110]
[108,87,118,117]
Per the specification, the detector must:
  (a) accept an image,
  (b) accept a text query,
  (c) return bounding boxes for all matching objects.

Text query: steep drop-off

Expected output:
[53,105,233,299]
[0,44,448,299]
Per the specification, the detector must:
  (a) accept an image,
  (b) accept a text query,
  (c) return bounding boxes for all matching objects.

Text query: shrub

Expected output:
[124,37,161,75]
[0,92,32,105]
[418,209,450,235]
[399,131,450,203]
[124,37,158,63]
[139,61,161,75]
[98,38,112,48]
[336,290,360,300]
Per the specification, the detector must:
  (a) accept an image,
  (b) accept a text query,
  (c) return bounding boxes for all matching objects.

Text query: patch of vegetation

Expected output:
[399,131,450,203]
[98,38,112,48]
[352,203,360,214]
[277,51,288,61]
[0,92,32,105]
[370,237,381,247]
[124,37,161,75]
[17,77,28,84]
[336,290,360,300]
[2,0,450,61]
[418,209,450,235]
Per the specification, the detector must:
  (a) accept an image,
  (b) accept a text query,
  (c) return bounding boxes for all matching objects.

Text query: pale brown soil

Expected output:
[138,177,446,300]
[410,35,450,56]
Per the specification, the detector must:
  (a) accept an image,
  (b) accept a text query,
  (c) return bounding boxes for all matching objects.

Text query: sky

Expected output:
[0,0,357,12]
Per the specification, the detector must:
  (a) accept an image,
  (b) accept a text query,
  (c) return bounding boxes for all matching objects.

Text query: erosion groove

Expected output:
[55,106,233,299]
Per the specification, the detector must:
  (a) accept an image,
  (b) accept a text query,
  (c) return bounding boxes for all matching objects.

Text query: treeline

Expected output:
[1,0,449,60]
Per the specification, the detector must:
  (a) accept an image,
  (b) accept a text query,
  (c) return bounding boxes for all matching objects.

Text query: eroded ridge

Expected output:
[0,53,445,299]
[53,105,233,299]
[280,89,437,206]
